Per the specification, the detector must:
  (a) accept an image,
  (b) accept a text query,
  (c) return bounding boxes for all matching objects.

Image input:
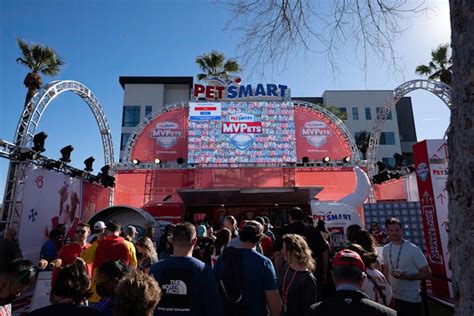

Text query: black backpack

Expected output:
[219,247,245,315]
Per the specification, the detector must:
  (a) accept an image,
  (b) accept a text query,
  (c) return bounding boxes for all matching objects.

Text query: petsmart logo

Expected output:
[222,113,262,150]
[151,122,183,149]
[301,120,331,148]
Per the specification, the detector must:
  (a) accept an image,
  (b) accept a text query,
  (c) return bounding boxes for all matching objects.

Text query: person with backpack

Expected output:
[214,220,281,316]
[149,222,223,315]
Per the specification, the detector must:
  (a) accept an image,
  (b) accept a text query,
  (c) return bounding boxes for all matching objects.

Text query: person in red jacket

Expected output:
[94,221,130,268]
[52,223,92,285]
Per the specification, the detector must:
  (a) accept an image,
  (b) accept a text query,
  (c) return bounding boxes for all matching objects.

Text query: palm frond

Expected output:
[415,65,432,75]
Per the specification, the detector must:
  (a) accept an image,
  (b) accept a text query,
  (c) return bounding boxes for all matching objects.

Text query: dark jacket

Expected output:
[310,290,397,316]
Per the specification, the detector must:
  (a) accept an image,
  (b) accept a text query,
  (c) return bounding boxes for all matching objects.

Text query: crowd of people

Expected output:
[0,207,431,316]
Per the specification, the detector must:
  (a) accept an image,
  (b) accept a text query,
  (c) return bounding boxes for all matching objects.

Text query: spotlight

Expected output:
[376,161,387,173]
[302,156,309,164]
[100,165,111,175]
[154,158,161,164]
[322,156,330,163]
[343,156,351,163]
[177,157,184,164]
[16,148,39,161]
[97,165,115,188]
[393,153,404,169]
[59,145,74,163]
[32,132,48,152]
[132,158,141,165]
[372,170,390,184]
[84,156,95,172]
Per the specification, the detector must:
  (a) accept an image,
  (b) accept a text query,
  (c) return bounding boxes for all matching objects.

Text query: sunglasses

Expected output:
[76,230,87,234]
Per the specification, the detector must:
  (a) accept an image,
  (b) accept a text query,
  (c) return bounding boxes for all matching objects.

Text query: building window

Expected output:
[382,157,396,169]
[145,105,153,117]
[365,107,372,120]
[120,133,131,151]
[380,132,396,145]
[122,106,140,127]
[376,107,392,120]
[352,107,359,120]
[338,107,347,120]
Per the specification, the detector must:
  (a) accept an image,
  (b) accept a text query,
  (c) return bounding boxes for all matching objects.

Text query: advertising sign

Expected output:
[189,102,221,121]
[130,109,187,162]
[294,107,352,160]
[19,166,82,261]
[188,101,296,163]
[413,139,452,299]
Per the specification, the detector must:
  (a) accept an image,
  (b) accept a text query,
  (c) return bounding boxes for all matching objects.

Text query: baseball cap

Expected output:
[125,225,138,235]
[333,249,366,271]
[197,225,207,238]
[94,221,106,230]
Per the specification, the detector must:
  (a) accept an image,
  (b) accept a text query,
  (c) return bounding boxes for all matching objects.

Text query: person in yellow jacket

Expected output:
[81,224,137,303]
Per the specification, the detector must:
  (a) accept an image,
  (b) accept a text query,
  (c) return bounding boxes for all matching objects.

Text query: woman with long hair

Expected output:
[347,243,393,307]
[354,229,381,269]
[29,259,100,315]
[136,236,158,273]
[94,260,129,316]
[223,215,238,239]
[278,234,319,316]
[211,228,231,267]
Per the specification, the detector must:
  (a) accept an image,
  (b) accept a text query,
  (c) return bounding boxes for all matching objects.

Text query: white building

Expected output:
[119,77,417,166]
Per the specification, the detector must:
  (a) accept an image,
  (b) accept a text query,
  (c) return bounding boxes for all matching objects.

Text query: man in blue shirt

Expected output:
[149,222,223,316]
[40,229,63,263]
[214,220,282,316]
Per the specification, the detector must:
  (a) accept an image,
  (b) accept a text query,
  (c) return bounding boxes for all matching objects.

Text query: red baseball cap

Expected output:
[333,249,366,271]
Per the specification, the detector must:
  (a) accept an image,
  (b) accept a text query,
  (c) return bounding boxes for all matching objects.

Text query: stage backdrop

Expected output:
[18,166,110,262]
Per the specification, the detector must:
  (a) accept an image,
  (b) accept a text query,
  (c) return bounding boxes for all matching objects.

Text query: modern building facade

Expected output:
[119,77,417,166]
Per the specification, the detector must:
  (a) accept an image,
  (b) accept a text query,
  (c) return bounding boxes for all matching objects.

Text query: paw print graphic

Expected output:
[35,176,44,188]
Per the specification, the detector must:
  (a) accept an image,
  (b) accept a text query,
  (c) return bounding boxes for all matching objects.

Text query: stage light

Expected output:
[302,156,309,164]
[372,170,390,184]
[376,161,387,173]
[132,158,141,165]
[177,157,184,164]
[322,156,330,163]
[100,165,111,175]
[32,132,48,152]
[154,158,161,164]
[84,156,95,172]
[97,165,115,188]
[16,148,39,161]
[343,156,351,163]
[44,159,62,170]
[59,145,74,163]
[393,152,404,169]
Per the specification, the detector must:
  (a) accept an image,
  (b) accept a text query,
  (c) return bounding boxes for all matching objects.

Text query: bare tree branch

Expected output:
[219,0,429,79]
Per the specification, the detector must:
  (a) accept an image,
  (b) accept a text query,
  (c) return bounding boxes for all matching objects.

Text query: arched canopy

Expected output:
[87,205,157,229]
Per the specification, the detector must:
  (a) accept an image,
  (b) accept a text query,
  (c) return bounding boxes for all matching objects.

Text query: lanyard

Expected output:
[389,240,404,270]
[282,264,298,308]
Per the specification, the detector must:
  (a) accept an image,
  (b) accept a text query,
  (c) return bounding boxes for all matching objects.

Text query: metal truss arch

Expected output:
[14,80,114,166]
[367,79,451,177]
[121,100,360,167]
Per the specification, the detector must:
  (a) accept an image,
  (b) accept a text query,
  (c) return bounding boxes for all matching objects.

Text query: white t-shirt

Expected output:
[382,240,428,302]
[362,268,393,306]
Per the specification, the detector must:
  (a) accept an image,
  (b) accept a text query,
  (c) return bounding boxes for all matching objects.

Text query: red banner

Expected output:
[130,109,188,163]
[82,182,111,222]
[294,107,352,160]
[413,140,450,298]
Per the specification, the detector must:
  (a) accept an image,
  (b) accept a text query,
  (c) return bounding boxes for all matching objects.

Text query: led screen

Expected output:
[188,101,296,163]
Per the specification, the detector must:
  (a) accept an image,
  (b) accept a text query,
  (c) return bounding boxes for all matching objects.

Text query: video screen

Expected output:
[188,101,296,164]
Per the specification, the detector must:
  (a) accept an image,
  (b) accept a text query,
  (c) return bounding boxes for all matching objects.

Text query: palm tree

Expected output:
[355,130,370,160]
[195,50,240,82]
[16,38,64,110]
[415,43,452,85]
